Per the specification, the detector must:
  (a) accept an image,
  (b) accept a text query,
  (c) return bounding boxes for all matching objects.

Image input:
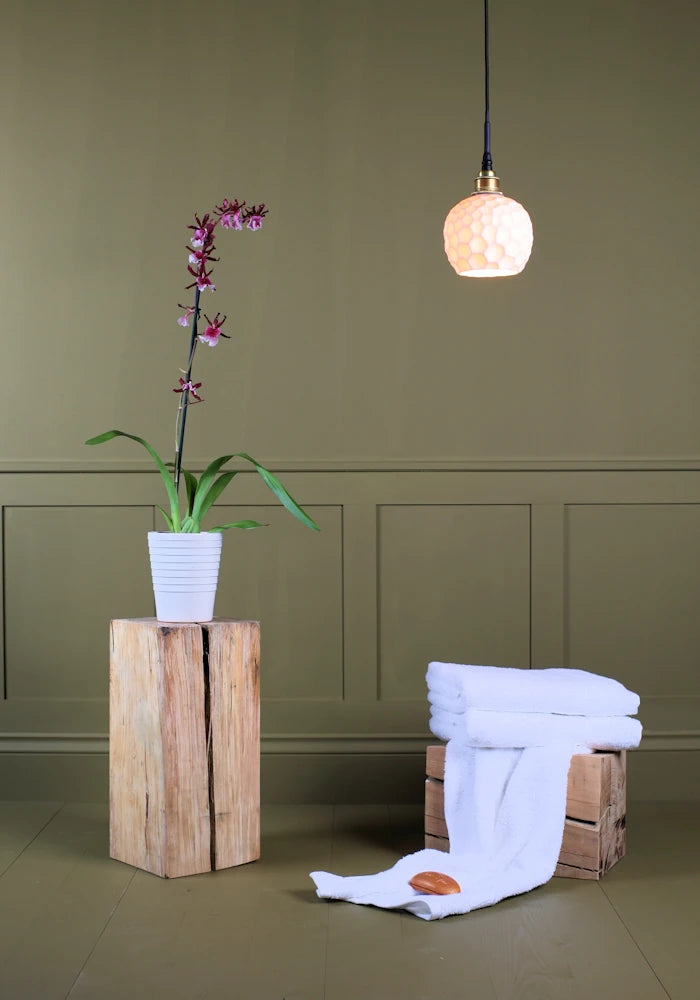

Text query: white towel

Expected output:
[310,664,641,920]
[310,743,575,920]
[426,662,639,717]
[429,706,642,750]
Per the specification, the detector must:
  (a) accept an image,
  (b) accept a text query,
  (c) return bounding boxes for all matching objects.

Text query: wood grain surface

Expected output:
[109,618,260,878]
[206,619,261,868]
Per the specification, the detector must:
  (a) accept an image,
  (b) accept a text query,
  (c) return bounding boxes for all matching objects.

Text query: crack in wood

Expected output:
[143,755,149,859]
[202,625,216,871]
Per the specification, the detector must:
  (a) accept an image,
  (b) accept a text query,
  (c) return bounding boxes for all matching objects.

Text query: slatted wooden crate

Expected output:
[425,744,626,880]
[109,618,260,878]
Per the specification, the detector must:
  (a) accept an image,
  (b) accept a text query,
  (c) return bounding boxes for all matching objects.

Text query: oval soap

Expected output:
[408,871,461,895]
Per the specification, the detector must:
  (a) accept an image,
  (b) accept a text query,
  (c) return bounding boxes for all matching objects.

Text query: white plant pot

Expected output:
[148,531,223,623]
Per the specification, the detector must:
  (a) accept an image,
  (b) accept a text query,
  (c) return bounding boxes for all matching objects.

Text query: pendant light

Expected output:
[443,0,533,277]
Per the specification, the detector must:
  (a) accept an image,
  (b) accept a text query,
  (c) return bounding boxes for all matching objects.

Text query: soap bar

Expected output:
[408,871,461,895]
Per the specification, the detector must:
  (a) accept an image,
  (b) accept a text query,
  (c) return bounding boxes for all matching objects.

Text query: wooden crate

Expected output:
[425,744,626,880]
[109,618,260,878]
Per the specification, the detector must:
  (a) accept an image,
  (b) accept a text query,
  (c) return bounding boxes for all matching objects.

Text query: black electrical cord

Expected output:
[481,0,493,172]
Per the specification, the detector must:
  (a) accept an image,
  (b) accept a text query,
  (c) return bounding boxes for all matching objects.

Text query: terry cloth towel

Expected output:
[426,662,640,717]
[310,742,576,920]
[311,663,641,920]
[429,707,643,750]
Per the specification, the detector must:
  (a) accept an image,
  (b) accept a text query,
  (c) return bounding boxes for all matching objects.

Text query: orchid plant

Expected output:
[86,199,319,535]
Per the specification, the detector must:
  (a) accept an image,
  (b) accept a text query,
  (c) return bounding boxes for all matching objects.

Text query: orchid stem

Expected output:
[174,286,201,496]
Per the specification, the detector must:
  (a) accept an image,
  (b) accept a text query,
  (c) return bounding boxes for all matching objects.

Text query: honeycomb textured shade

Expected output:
[443,192,533,277]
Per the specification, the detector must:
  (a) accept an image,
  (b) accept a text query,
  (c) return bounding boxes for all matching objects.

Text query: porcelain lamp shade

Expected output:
[443,192,533,277]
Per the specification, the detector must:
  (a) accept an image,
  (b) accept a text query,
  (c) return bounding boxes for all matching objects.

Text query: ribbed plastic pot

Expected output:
[147,531,223,623]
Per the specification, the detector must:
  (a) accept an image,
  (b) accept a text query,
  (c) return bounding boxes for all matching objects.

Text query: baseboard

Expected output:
[0,750,698,804]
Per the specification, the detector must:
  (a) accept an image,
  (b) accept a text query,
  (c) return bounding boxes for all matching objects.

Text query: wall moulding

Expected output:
[3,457,700,474]
[1,731,697,755]
[2,467,699,807]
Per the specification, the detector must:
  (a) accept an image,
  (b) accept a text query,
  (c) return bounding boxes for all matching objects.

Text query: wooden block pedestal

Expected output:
[425,745,627,880]
[109,618,260,878]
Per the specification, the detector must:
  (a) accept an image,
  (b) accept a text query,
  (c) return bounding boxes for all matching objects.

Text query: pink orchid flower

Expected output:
[198,312,228,347]
[186,266,216,292]
[188,214,216,248]
[245,204,268,231]
[177,305,196,327]
[220,209,243,230]
[188,247,218,267]
[196,273,215,292]
[190,227,213,248]
[188,248,207,266]
[216,198,244,231]
[173,378,203,402]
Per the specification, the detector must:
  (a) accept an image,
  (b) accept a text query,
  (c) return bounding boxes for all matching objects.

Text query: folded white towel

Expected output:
[429,706,642,750]
[427,662,639,717]
[311,743,575,920]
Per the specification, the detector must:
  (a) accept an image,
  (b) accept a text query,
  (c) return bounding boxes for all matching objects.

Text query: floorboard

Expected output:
[323,805,423,1000]
[388,804,668,1000]
[66,805,334,1000]
[0,800,63,875]
[0,804,135,1000]
[598,802,700,1000]
[0,800,695,1000]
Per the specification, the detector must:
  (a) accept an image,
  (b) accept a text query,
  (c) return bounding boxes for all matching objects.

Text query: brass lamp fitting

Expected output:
[473,170,502,194]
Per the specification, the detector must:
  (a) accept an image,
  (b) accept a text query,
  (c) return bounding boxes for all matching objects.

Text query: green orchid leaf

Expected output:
[156,505,174,531]
[179,515,201,533]
[197,470,237,521]
[235,452,320,532]
[86,430,181,531]
[209,520,268,532]
[165,462,197,517]
[183,469,198,516]
[191,454,236,521]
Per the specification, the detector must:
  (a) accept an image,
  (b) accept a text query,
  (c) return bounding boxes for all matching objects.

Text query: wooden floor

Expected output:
[0,801,697,1000]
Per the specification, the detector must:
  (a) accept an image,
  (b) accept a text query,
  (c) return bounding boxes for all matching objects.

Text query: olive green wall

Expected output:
[1,0,698,800]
